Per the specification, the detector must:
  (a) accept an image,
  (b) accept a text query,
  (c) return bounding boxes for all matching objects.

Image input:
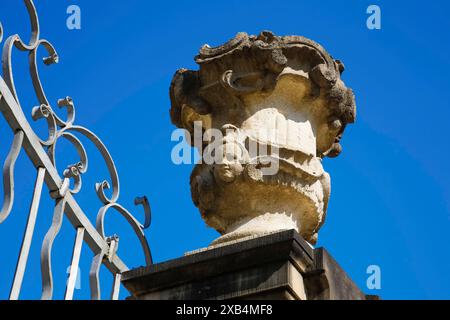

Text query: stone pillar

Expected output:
[122,230,371,300]
[122,32,369,300]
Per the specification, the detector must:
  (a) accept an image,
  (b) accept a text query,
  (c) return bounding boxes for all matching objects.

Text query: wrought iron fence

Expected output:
[0,0,152,300]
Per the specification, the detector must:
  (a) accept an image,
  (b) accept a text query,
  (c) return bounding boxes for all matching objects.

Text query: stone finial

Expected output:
[169,31,356,245]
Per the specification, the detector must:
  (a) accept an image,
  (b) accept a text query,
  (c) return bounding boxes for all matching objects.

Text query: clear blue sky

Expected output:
[0,0,449,300]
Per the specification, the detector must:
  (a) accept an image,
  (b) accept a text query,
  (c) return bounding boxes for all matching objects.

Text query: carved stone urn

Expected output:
[170,31,356,245]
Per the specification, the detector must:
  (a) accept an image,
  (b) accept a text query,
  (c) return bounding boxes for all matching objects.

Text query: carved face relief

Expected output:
[170,31,356,245]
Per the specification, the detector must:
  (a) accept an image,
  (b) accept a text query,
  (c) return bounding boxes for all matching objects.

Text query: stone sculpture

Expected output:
[169,31,356,245]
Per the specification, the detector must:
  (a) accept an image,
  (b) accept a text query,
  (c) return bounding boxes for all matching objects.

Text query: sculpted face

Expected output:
[213,132,244,183]
[170,31,356,245]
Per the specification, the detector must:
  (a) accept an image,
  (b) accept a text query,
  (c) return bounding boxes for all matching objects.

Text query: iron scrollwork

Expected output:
[0,0,152,300]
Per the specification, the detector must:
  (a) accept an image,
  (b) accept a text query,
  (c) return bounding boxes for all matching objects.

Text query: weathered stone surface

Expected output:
[170,31,356,245]
[122,230,369,300]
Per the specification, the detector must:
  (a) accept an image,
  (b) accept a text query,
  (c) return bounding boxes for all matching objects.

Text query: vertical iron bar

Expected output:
[64,226,85,300]
[9,167,46,300]
[110,273,121,300]
[89,251,104,300]
[41,197,66,300]
[0,130,24,224]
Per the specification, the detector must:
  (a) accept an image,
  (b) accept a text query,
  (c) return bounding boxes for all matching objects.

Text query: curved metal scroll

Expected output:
[0,131,23,223]
[41,198,66,300]
[96,197,153,266]
[90,197,152,299]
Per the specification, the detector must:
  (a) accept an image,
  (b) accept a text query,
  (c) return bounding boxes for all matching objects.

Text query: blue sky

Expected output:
[0,0,449,300]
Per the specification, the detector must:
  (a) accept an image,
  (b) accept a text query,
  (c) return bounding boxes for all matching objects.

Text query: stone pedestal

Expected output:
[122,230,371,300]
